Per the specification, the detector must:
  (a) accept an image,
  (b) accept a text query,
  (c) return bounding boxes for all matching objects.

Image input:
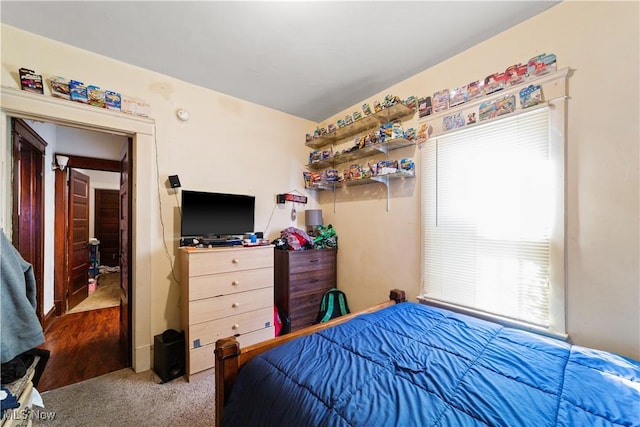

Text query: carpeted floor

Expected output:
[67,272,120,314]
[33,368,215,426]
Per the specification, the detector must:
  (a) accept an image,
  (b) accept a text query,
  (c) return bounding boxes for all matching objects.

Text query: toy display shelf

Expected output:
[307,137,414,170]
[311,170,415,191]
[420,67,570,139]
[305,103,415,149]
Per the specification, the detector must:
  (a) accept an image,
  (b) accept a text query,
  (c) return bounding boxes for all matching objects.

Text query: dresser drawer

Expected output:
[188,287,273,325]
[187,306,273,349]
[188,267,273,301]
[288,289,326,322]
[186,246,273,277]
[287,249,335,274]
[239,325,275,348]
[188,326,275,375]
[289,269,334,295]
[290,310,319,331]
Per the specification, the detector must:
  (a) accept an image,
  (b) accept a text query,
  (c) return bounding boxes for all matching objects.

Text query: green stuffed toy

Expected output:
[312,224,338,249]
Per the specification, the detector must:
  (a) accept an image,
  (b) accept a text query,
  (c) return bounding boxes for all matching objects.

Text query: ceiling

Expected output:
[1,1,559,122]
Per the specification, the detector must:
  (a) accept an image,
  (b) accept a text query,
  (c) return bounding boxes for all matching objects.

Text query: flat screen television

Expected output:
[180,190,255,240]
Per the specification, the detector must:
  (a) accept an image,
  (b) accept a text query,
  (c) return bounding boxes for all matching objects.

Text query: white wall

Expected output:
[56,126,126,160]
[318,1,639,359]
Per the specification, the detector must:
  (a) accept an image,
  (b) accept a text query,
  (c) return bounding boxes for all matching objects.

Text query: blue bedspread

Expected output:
[223,302,640,426]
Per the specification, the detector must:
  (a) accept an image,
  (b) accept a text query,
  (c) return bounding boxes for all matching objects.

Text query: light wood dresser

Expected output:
[179,245,275,380]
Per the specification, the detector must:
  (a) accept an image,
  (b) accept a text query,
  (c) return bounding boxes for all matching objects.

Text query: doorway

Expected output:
[1,86,155,373]
[11,120,132,389]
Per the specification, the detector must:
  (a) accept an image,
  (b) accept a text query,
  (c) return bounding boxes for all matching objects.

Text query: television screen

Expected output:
[180,190,255,239]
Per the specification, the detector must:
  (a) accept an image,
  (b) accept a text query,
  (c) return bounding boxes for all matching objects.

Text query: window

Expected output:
[421,106,566,334]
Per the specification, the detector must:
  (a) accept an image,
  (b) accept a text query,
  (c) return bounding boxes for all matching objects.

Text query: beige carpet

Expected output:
[67,272,120,314]
[33,368,215,426]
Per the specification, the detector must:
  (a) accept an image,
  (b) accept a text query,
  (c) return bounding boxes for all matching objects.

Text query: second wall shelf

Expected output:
[312,170,415,191]
[307,137,414,170]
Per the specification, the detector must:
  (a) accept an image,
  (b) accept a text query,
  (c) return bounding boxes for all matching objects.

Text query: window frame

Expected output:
[419,97,567,338]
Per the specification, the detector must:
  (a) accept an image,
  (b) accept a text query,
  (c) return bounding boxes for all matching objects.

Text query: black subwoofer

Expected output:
[153,329,185,383]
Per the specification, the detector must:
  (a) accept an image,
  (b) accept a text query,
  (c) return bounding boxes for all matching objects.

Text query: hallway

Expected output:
[37,306,127,391]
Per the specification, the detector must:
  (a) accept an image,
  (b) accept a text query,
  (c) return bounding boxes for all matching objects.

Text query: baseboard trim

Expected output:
[134,343,152,373]
[54,299,65,316]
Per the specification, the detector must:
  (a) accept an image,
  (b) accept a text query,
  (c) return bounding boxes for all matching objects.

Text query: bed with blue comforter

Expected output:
[221,302,640,426]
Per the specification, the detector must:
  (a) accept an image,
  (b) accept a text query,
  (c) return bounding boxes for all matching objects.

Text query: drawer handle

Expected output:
[232,280,239,286]
[232,324,240,330]
[309,279,319,283]
[309,259,319,263]
[232,302,240,308]
[232,258,239,264]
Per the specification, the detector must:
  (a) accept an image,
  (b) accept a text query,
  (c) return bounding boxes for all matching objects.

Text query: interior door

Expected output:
[67,169,90,310]
[11,118,46,323]
[94,189,120,267]
[119,139,132,362]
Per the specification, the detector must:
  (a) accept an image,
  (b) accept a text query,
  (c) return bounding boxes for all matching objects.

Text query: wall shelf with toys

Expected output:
[315,169,415,191]
[17,67,151,117]
[307,137,414,171]
[313,167,415,213]
[305,102,415,149]
[303,97,417,211]
[418,66,569,140]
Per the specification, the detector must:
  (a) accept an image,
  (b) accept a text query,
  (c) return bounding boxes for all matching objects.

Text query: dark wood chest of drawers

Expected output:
[274,248,337,332]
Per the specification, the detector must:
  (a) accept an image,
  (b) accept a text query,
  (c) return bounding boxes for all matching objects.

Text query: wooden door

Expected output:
[67,169,90,310]
[53,167,68,315]
[119,139,132,362]
[94,189,120,267]
[11,119,47,323]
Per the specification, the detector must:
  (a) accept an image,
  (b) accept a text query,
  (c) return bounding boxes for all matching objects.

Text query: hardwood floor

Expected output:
[37,306,127,391]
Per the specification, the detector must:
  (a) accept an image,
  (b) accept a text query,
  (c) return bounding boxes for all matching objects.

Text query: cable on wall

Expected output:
[262,202,278,238]
[153,121,180,286]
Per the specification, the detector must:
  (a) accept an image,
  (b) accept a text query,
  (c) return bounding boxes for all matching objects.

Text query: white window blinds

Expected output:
[421,107,561,329]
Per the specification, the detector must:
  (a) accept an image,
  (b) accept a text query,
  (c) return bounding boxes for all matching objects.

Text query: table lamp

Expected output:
[305,209,323,236]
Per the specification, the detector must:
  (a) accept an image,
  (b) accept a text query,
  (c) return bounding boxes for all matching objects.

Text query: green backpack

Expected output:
[316,288,350,323]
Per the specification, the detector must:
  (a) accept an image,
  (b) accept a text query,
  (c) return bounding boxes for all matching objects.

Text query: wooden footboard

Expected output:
[214,289,406,425]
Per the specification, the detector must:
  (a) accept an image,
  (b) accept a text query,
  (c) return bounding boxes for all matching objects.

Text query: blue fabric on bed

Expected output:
[222,302,640,427]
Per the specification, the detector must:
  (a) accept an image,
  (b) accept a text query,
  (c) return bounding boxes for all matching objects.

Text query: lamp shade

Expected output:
[305,209,323,227]
[56,155,69,170]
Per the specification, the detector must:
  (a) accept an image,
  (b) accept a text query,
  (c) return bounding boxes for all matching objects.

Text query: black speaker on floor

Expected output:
[153,329,185,383]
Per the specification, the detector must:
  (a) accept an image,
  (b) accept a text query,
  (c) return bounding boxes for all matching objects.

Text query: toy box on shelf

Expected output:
[19,68,44,94]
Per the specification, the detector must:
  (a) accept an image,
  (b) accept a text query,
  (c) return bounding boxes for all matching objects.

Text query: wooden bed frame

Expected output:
[214,289,406,424]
